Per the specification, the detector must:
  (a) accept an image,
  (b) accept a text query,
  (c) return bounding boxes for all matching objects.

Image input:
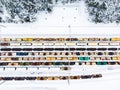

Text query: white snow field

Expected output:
[0,1,120,90]
[0,1,120,35]
[0,66,120,90]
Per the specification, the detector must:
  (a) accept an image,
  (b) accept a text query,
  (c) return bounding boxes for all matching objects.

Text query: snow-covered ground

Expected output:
[0,65,120,90]
[0,1,120,35]
[0,69,120,90]
[0,1,120,90]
